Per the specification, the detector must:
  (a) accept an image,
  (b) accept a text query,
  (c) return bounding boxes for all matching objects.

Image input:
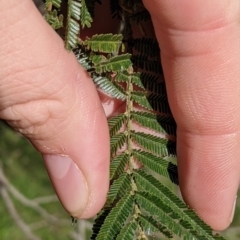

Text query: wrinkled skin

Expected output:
[1,0,240,231]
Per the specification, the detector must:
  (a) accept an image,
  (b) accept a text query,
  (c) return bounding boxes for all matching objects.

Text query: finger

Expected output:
[143,0,240,231]
[0,0,109,218]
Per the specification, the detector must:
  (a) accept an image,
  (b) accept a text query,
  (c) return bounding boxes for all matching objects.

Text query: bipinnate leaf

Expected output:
[115,71,134,83]
[136,191,199,239]
[91,208,111,240]
[95,194,134,240]
[106,173,131,207]
[110,153,128,180]
[94,54,133,74]
[69,0,81,20]
[65,0,81,50]
[134,170,224,240]
[93,76,126,100]
[115,221,137,240]
[110,133,127,156]
[44,0,63,29]
[131,91,153,111]
[133,150,178,184]
[84,34,123,53]
[108,114,127,137]
[130,131,171,157]
[45,0,62,9]
[80,0,93,28]
[138,215,173,239]
[45,1,227,239]
[131,111,169,134]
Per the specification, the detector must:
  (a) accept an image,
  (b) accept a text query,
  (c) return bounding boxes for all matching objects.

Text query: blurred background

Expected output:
[0,122,93,240]
[1,122,240,240]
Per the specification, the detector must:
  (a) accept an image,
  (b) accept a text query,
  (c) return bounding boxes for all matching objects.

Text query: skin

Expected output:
[0,0,240,231]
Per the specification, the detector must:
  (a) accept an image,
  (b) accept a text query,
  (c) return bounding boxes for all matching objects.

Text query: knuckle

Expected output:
[0,98,67,140]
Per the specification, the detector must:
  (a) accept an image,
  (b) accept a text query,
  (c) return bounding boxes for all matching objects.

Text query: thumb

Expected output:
[143,0,240,231]
[0,1,109,218]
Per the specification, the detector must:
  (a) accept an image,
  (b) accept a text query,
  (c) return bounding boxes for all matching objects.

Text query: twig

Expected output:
[0,184,40,240]
[0,166,69,225]
[32,195,58,204]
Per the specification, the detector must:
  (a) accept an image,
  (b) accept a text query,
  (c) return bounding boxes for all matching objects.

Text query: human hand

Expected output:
[2,0,239,232]
[0,0,120,219]
[143,0,240,231]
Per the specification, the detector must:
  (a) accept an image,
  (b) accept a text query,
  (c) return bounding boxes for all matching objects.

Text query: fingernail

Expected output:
[43,154,89,218]
[230,196,237,223]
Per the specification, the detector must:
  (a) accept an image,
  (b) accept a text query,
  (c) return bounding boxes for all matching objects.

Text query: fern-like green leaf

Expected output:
[94,54,133,74]
[138,214,173,239]
[84,34,123,53]
[81,0,93,28]
[46,0,227,239]
[131,111,169,134]
[131,131,171,157]
[131,91,153,110]
[44,0,63,29]
[70,0,81,20]
[110,133,127,156]
[95,194,134,240]
[115,71,163,93]
[110,153,129,180]
[134,170,225,240]
[115,71,148,91]
[131,72,146,89]
[90,54,106,65]
[83,0,100,18]
[108,114,127,137]
[74,47,93,70]
[91,209,111,240]
[133,150,178,184]
[65,0,81,50]
[93,76,126,100]
[44,9,64,29]
[116,220,137,240]
[136,191,199,239]
[115,71,132,83]
[106,173,131,207]
[45,0,62,9]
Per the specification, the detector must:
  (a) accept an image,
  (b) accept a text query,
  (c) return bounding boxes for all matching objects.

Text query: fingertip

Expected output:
[43,153,109,219]
[177,131,240,231]
[43,154,89,217]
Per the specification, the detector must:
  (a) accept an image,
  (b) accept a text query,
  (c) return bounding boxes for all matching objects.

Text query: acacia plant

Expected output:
[44,0,226,239]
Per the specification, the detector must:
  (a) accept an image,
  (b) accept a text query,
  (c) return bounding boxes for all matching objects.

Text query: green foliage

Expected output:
[44,0,63,29]
[64,0,81,50]
[93,75,126,100]
[44,0,227,239]
[84,34,123,53]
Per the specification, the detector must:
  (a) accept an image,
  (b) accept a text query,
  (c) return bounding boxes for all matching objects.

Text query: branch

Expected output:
[32,195,58,204]
[0,183,40,240]
[0,166,69,225]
